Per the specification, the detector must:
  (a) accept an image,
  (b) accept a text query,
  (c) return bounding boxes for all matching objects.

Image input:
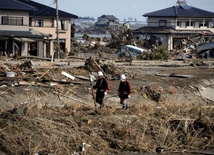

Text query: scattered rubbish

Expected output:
[144,84,164,102]
[199,87,214,102]
[76,75,91,81]
[89,74,96,82]
[118,45,146,57]
[49,82,58,86]
[18,101,28,115]
[0,85,7,88]
[73,151,80,155]
[82,142,91,152]
[155,72,195,78]
[156,106,161,109]
[61,71,75,80]
[11,82,19,87]
[6,71,15,77]
[156,147,165,153]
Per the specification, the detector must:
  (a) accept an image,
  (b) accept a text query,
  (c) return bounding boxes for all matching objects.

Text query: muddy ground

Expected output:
[0,57,214,155]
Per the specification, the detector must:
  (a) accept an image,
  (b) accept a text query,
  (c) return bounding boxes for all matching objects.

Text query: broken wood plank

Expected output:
[155,73,195,78]
[18,56,51,61]
[90,57,106,75]
[61,71,75,80]
[53,91,88,104]
[39,79,88,85]
[37,69,51,80]
[76,75,90,81]
[0,76,32,81]
[18,81,35,86]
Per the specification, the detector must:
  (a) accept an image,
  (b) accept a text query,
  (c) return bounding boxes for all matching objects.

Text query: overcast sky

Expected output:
[33,0,214,21]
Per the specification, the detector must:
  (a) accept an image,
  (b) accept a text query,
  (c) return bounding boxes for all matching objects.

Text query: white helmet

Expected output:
[97,71,103,76]
[120,74,126,81]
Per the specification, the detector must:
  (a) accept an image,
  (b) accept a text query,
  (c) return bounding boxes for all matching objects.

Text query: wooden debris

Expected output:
[155,73,195,78]
[37,69,51,79]
[76,75,90,81]
[53,91,88,104]
[17,56,51,61]
[61,71,75,80]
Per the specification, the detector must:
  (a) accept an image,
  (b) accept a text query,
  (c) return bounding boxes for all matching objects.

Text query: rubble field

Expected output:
[0,57,214,155]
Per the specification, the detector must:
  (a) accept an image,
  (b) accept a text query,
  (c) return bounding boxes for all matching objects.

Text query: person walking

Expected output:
[92,71,110,108]
[118,74,132,110]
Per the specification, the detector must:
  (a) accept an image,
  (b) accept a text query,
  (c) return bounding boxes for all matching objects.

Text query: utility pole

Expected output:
[56,0,59,59]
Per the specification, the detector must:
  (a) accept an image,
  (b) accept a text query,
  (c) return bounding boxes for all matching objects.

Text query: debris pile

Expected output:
[0,58,213,154]
[84,57,124,79]
[144,84,164,102]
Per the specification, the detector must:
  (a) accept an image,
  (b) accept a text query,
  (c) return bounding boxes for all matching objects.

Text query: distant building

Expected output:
[95,15,119,29]
[133,0,214,50]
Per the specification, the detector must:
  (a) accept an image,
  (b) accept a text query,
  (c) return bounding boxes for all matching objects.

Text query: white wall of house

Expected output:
[175,18,213,30]
[147,17,214,31]
[146,16,214,50]
[0,10,29,31]
[147,17,176,28]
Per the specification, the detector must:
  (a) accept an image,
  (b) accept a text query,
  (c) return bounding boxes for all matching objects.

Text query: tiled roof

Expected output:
[99,15,118,21]
[0,0,35,11]
[144,6,214,18]
[18,0,78,18]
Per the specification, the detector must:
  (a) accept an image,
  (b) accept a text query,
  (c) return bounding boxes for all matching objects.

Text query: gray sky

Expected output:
[33,0,214,21]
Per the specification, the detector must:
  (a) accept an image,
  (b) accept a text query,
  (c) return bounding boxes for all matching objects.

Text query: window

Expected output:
[177,21,181,27]
[54,20,68,30]
[185,21,189,27]
[204,21,209,27]
[61,20,68,30]
[2,16,23,25]
[35,20,44,27]
[190,21,195,27]
[159,20,167,27]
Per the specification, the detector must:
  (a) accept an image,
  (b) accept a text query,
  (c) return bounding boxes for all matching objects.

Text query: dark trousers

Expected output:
[119,93,128,105]
[96,91,105,105]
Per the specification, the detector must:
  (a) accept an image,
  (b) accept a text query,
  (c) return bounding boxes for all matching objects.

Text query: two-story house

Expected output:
[0,0,49,57]
[95,15,119,29]
[18,0,78,58]
[0,0,78,58]
[133,0,214,50]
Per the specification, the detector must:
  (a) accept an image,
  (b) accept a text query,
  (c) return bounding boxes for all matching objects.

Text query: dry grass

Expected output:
[0,65,214,154]
[0,97,213,155]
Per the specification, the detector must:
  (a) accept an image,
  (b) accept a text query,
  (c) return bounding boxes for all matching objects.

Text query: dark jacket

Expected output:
[93,77,109,93]
[118,80,131,99]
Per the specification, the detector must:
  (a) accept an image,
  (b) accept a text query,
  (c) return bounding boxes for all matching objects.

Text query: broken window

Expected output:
[177,21,181,27]
[35,20,44,27]
[191,21,195,27]
[185,21,189,27]
[61,20,68,30]
[199,21,209,27]
[54,20,68,30]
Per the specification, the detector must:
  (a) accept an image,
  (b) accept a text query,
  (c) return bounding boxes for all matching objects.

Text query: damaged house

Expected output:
[95,15,119,29]
[0,0,78,58]
[133,0,214,51]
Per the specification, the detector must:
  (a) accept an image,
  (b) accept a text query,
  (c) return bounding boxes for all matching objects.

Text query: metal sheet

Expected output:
[197,42,214,51]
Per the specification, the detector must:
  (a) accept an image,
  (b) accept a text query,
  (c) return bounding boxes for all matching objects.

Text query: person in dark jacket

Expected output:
[92,71,110,108]
[118,74,131,110]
